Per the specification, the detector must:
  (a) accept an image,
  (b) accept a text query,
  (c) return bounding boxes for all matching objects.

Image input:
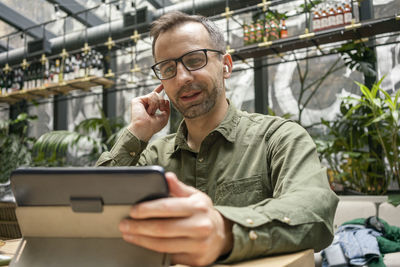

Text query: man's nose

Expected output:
[174,62,193,85]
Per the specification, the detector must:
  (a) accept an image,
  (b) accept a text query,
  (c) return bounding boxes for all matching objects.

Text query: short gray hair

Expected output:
[150,11,225,59]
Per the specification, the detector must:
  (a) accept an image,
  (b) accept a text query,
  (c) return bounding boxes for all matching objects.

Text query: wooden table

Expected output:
[0,239,314,267]
[175,249,315,267]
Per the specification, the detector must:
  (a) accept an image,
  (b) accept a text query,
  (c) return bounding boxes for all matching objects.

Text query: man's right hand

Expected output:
[127,84,170,142]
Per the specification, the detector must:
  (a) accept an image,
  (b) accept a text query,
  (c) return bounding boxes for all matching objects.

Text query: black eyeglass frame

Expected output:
[151,48,224,80]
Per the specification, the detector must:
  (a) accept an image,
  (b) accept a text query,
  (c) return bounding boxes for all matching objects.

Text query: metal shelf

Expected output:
[0,76,114,104]
[231,15,400,60]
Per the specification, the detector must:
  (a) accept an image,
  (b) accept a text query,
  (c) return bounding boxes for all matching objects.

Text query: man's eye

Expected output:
[185,57,204,67]
[160,63,175,75]
[162,67,174,75]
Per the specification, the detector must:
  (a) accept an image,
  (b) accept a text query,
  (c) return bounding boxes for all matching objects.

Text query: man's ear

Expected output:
[223,53,233,79]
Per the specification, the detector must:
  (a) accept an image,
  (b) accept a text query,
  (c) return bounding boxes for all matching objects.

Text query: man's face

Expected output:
[154,22,226,119]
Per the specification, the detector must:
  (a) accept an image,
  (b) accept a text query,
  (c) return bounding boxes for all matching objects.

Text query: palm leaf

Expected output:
[33,130,83,156]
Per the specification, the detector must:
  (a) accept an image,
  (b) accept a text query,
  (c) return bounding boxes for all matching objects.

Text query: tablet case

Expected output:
[10,166,170,267]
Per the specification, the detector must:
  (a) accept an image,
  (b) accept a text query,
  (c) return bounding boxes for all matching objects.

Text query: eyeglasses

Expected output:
[151,49,223,80]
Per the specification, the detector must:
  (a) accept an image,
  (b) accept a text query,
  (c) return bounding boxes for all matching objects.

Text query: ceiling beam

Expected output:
[46,0,105,27]
[0,2,56,39]
[147,0,173,9]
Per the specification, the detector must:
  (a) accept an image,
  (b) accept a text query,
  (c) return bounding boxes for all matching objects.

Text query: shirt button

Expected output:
[198,157,204,163]
[246,218,254,225]
[129,152,136,157]
[249,230,258,240]
[283,217,291,224]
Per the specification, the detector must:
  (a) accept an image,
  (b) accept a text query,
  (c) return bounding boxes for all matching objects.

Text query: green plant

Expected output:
[346,77,400,189]
[0,113,37,183]
[33,104,124,166]
[316,77,400,194]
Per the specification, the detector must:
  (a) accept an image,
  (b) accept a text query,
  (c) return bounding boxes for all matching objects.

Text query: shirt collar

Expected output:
[173,99,240,153]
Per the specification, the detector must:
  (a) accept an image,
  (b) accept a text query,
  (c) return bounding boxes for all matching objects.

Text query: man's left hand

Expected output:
[119,172,233,266]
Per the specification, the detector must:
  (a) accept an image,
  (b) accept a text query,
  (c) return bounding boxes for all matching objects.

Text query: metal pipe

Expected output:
[0,0,261,66]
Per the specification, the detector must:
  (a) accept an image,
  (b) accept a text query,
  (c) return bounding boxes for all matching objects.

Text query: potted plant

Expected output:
[316,77,400,196]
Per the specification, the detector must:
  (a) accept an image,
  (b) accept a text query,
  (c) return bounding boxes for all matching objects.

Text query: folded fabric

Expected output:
[343,218,400,254]
[322,224,382,267]
[322,217,400,267]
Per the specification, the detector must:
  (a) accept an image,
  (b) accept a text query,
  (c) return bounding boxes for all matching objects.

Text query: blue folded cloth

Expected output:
[322,224,382,267]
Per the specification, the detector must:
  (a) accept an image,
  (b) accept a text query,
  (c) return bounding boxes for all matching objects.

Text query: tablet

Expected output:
[10,166,170,267]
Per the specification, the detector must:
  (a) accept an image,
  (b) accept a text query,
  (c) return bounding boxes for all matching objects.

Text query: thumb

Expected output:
[165,172,197,197]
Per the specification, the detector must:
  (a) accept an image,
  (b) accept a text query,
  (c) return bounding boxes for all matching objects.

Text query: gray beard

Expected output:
[173,80,221,119]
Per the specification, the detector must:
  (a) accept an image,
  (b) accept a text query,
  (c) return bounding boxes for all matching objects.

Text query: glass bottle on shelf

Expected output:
[328,3,337,29]
[36,63,43,88]
[344,0,352,25]
[70,55,76,80]
[255,20,264,43]
[352,0,360,22]
[249,22,256,44]
[74,54,81,78]
[54,59,60,84]
[264,19,271,42]
[96,53,104,77]
[280,18,288,38]
[312,8,321,32]
[243,22,250,45]
[26,65,32,89]
[6,70,13,93]
[12,69,19,91]
[64,57,71,81]
[79,53,87,78]
[31,63,36,88]
[269,18,280,41]
[320,5,329,31]
[336,3,344,27]
[17,68,23,90]
[89,51,97,76]
[49,60,55,84]
[43,60,50,86]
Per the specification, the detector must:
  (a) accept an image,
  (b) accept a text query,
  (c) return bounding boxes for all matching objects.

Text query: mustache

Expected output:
[177,83,205,96]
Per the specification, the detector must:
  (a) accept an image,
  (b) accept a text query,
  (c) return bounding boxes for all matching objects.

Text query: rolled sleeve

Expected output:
[96,128,148,166]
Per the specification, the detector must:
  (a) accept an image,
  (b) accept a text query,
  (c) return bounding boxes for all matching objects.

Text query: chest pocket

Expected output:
[214,175,265,207]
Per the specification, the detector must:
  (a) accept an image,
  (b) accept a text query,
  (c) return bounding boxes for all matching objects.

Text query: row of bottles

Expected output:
[243,12,288,45]
[241,0,359,46]
[312,0,356,32]
[0,50,104,95]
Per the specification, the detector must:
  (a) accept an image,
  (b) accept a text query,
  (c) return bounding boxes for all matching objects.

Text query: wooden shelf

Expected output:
[232,15,400,60]
[0,76,114,104]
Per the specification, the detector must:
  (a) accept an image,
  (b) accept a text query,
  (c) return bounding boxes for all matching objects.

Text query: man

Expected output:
[97,11,338,266]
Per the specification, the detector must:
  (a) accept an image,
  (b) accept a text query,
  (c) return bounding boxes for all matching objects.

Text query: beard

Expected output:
[171,78,223,119]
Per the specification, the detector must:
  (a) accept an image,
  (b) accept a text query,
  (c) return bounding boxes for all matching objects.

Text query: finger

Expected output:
[128,197,196,219]
[166,172,197,197]
[146,92,163,115]
[121,234,202,254]
[153,84,164,94]
[159,99,169,112]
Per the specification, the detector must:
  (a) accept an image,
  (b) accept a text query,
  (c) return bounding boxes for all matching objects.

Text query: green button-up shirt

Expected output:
[96,102,338,263]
